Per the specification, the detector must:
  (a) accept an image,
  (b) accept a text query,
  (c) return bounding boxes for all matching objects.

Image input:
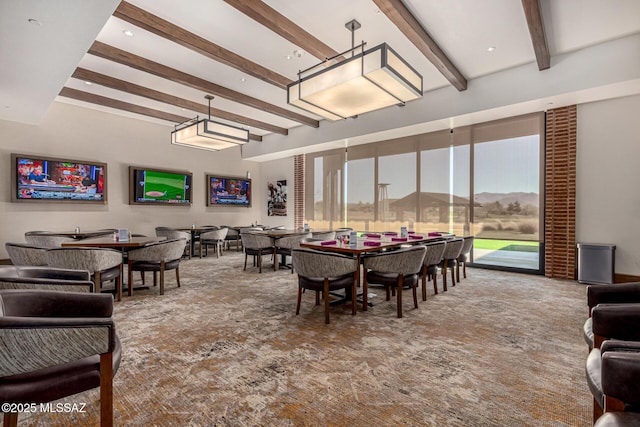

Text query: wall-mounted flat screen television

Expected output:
[207,175,251,207]
[129,166,192,206]
[11,153,107,203]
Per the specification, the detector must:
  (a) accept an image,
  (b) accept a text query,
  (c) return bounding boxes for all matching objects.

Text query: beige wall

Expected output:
[0,102,267,258]
[577,94,640,276]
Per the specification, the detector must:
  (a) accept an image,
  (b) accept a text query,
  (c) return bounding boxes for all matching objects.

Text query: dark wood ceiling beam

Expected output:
[521,0,550,70]
[72,68,288,135]
[223,0,340,61]
[88,41,319,128]
[372,0,467,91]
[58,87,262,141]
[114,1,291,90]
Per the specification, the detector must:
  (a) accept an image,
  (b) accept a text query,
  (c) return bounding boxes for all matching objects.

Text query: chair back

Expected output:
[0,266,93,292]
[24,231,74,248]
[200,227,229,241]
[363,246,426,275]
[127,238,187,263]
[459,236,475,258]
[46,247,122,273]
[311,231,336,240]
[276,233,312,250]
[292,248,358,278]
[5,242,48,266]
[155,227,191,242]
[423,241,446,267]
[442,238,464,261]
[240,232,273,250]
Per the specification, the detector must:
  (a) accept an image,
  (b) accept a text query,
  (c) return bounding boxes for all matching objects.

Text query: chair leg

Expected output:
[421,265,427,301]
[442,260,448,292]
[396,275,403,318]
[351,278,357,316]
[324,278,330,324]
[159,260,165,295]
[258,250,262,273]
[244,252,248,271]
[456,260,461,283]
[153,271,158,287]
[100,351,114,427]
[94,271,101,293]
[451,263,456,287]
[463,262,467,279]
[127,260,133,297]
[175,266,180,287]
[296,283,303,315]
[4,412,18,427]
[412,283,418,309]
[433,271,438,295]
[116,271,122,302]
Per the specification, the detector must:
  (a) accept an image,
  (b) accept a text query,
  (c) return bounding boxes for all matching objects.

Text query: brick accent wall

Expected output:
[294,155,305,230]
[544,106,577,279]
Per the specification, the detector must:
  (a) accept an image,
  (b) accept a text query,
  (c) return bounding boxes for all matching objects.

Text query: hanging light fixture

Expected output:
[171,95,249,151]
[287,19,423,121]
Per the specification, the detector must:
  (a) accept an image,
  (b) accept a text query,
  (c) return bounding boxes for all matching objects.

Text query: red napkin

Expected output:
[391,237,408,242]
[365,233,381,238]
[428,232,441,237]
[363,240,381,246]
[409,235,424,240]
[320,240,337,246]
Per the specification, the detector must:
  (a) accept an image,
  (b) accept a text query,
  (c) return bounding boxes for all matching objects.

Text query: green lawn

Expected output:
[475,239,539,252]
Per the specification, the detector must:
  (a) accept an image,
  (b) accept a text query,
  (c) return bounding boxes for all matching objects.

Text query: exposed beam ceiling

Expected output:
[113,1,291,90]
[222,0,340,61]
[521,0,550,70]
[373,0,467,91]
[86,41,319,128]
[60,86,263,141]
[72,67,288,135]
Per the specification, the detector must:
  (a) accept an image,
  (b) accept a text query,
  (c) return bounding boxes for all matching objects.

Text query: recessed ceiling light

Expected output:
[285,54,292,60]
[84,81,92,85]
[122,29,134,37]
[293,49,304,58]
[240,77,247,82]
[487,46,496,52]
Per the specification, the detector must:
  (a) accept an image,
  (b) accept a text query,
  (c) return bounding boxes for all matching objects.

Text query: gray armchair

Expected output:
[0,289,121,427]
[275,232,312,273]
[0,265,93,292]
[292,248,359,324]
[24,231,75,248]
[439,238,464,291]
[363,246,426,318]
[456,236,475,282]
[4,242,48,266]
[420,241,446,300]
[127,238,186,296]
[155,227,192,259]
[46,247,123,301]
[241,232,275,273]
[199,227,228,258]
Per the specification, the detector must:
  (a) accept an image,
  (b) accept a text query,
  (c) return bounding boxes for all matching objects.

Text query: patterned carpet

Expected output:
[22,251,591,426]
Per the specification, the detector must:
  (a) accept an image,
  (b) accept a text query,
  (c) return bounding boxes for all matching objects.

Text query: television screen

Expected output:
[129,166,192,206]
[11,153,107,203]
[207,175,251,207]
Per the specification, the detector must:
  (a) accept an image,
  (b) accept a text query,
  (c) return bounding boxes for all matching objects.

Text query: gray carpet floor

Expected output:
[22,251,592,426]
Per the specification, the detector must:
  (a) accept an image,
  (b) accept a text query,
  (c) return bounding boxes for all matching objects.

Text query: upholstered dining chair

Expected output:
[221,226,241,251]
[292,248,359,324]
[46,247,124,301]
[311,231,336,241]
[420,241,446,300]
[456,236,475,282]
[24,231,75,248]
[240,232,276,273]
[0,289,121,427]
[126,238,186,296]
[275,232,312,273]
[439,238,464,292]
[199,227,228,258]
[363,245,426,318]
[155,227,192,259]
[0,265,93,292]
[583,283,640,350]
[4,242,48,266]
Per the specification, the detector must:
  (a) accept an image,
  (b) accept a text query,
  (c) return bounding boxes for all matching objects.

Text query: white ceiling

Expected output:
[2,0,640,152]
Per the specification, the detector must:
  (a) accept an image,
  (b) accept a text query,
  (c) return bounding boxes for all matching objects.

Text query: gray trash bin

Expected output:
[577,243,615,284]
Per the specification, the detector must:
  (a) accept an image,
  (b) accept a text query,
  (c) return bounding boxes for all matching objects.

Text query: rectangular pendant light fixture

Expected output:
[287,43,423,121]
[170,95,249,152]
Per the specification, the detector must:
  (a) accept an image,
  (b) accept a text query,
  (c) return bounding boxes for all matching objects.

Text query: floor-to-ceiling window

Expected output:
[304,113,544,272]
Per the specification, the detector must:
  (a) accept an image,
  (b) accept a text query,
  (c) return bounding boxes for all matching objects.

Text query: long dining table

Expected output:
[300,233,452,310]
